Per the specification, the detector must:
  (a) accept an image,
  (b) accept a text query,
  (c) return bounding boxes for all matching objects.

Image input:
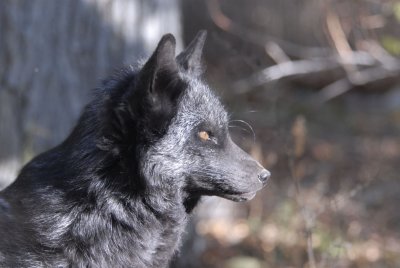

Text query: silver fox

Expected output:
[0,30,270,267]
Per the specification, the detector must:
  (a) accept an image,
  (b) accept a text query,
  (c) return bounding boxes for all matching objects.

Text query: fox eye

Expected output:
[198,131,210,141]
[198,131,218,144]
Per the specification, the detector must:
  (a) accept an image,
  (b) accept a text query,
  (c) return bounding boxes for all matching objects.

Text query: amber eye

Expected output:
[198,131,210,141]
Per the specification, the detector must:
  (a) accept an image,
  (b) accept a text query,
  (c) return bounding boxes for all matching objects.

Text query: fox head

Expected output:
[98,31,270,210]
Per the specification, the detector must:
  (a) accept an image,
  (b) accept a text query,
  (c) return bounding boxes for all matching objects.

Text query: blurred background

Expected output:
[1,0,400,267]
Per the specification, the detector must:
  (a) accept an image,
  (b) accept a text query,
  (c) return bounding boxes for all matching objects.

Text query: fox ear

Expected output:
[137,33,179,96]
[176,30,207,76]
[133,34,186,137]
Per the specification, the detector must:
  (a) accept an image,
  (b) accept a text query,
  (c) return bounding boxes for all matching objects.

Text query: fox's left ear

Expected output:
[176,30,207,76]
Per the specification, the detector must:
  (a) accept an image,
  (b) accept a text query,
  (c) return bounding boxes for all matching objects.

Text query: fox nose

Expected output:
[258,169,271,184]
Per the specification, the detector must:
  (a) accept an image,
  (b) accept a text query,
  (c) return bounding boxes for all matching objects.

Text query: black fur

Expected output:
[0,31,270,267]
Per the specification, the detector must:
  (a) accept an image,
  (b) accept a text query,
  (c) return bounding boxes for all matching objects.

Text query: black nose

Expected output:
[258,169,271,184]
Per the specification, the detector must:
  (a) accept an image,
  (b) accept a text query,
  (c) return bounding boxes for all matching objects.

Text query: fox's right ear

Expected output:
[136,33,179,97]
[176,30,207,76]
[132,33,186,137]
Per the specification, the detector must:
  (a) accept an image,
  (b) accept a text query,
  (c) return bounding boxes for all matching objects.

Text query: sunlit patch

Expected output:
[198,131,210,141]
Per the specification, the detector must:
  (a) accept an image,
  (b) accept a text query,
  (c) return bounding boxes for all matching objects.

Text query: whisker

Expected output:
[229,119,256,143]
[228,125,251,134]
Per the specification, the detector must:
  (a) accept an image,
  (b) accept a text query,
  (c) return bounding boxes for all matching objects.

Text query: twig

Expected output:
[326,8,357,74]
[315,65,400,103]
[233,59,336,94]
[207,0,400,100]
[264,41,291,64]
[307,230,317,268]
[360,39,400,68]
[233,52,379,94]
[289,116,317,268]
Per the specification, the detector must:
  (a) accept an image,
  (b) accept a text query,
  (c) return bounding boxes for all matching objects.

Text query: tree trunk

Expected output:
[0,0,181,188]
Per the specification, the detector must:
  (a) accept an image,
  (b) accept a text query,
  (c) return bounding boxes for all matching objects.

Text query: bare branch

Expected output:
[207,0,400,100]
[233,52,380,94]
[316,65,400,103]
[264,42,291,64]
